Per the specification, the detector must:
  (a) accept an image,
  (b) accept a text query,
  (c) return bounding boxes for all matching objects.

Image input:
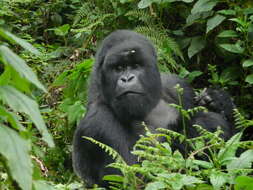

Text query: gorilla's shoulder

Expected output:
[161,73,195,109]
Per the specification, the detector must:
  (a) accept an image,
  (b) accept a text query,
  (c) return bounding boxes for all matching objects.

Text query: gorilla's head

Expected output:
[91,30,162,122]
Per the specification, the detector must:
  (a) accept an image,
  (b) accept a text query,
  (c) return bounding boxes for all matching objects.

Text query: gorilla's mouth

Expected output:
[116,91,144,99]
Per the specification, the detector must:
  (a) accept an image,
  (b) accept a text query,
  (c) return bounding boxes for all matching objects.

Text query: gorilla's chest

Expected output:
[144,99,180,132]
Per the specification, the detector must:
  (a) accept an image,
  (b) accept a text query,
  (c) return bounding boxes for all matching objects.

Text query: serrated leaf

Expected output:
[0,86,54,147]
[210,171,227,189]
[227,150,253,170]
[188,36,206,58]
[0,28,40,55]
[206,14,226,33]
[191,0,218,14]
[0,125,32,190]
[0,45,46,92]
[245,74,253,84]
[242,59,253,67]
[145,181,166,190]
[217,30,238,38]
[219,43,244,54]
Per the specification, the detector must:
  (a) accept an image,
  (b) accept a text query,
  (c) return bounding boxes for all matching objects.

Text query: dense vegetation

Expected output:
[0,0,252,189]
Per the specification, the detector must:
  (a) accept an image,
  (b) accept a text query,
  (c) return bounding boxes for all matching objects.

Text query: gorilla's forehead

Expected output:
[103,42,155,65]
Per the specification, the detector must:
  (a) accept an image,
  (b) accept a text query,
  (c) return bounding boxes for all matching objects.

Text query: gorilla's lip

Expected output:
[116,91,144,99]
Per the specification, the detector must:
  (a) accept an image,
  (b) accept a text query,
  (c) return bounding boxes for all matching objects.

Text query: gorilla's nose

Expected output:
[118,74,137,87]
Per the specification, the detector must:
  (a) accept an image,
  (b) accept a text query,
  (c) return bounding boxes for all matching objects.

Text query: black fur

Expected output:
[72,30,234,187]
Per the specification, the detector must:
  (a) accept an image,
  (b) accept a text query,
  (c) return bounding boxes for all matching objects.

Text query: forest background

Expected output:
[0,0,253,189]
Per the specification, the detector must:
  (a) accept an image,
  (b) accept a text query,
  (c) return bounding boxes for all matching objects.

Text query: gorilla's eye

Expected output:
[115,65,124,71]
[132,63,139,69]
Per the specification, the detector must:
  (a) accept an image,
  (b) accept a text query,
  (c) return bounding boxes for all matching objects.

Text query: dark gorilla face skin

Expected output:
[97,33,162,123]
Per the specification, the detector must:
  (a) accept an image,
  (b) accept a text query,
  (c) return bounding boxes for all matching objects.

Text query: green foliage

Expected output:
[0,29,54,189]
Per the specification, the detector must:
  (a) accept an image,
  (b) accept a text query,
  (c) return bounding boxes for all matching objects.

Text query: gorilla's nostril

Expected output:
[128,75,135,82]
[121,77,127,82]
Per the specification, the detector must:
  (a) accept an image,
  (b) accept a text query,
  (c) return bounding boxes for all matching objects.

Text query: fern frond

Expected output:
[135,26,184,62]
[125,10,154,24]
[73,3,92,25]
[83,136,126,164]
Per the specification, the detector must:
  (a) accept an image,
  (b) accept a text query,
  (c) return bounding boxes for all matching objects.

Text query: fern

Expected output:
[125,10,154,24]
[135,26,184,71]
[83,136,126,164]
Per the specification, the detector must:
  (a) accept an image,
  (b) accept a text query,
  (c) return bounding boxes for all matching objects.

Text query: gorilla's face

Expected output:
[100,43,161,122]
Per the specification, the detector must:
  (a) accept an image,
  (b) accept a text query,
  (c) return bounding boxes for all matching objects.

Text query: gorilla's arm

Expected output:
[72,103,137,186]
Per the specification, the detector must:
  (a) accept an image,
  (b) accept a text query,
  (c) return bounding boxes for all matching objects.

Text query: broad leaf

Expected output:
[191,0,218,14]
[0,86,54,147]
[33,180,55,190]
[218,9,236,16]
[242,59,253,68]
[210,171,227,189]
[0,28,40,55]
[206,14,226,33]
[219,43,244,54]
[227,150,253,170]
[0,125,32,190]
[245,74,253,84]
[188,36,206,58]
[235,176,253,190]
[217,30,238,38]
[145,181,166,190]
[0,45,46,92]
[0,105,25,131]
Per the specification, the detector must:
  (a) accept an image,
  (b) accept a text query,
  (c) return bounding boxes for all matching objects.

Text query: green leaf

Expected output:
[217,9,236,16]
[235,176,253,190]
[0,105,25,131]
[217,30,238,38]
[242,59,253,68]
[0,86,54,147]
[67,101,86,124]
[229,18,246,27]
[192,160,213,169]
[188,36,206,58]
[138,0,155,9]
[53,24,70,36]
[103,175,124,182]
[33,180,55,190]
[191,0,218,14]
[0,125,32,190]
[0,28,40,55]
[0,45,46,92]
[188,71,203,81]
[206,14,226,33]
[145,181,166,190]
[219,43,244,54]
[210,171,227,189]
[227,150,253,170]
[218,133,242,164]
[245,74,253,84]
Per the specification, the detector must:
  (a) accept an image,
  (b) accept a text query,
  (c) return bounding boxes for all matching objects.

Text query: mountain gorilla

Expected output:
[72,30,235,187]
